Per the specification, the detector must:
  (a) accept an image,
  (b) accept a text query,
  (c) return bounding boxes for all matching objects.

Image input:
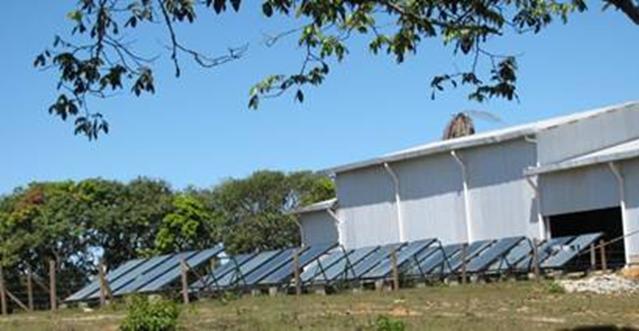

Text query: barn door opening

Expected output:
[548,207,625,268]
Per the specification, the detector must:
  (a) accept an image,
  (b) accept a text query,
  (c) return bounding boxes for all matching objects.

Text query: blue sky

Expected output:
[1,2,638,194]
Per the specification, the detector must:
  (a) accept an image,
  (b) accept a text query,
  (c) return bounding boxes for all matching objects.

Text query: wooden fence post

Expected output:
[532,239,540,281]
[460,243,468,285]
[600,240,608,272]
[180,259,189,305]
[26,265,34,311]
[98,261,107,307]
[49,259,57,311]
[0,265,7,316]
[391,249,399,291]
[293,249,301,296]
[589,243,596,271]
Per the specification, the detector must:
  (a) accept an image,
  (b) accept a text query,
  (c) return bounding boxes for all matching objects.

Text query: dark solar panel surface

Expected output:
[415,243,463,276]
[487,238,532,272]
[89,254,173,299]
[466,237,524,273]
[66,258,146,302]
[139,246,223,292]
[446,240,493,273]
[215,250,282,288]
[541,233,602,268]
[317,246,379,283]
[362,239,435,279]
[300,249,350,283]
[346,243,404,280]
[259,244,335,285]
[191,253,256,290]
[242,248,297,285]
[114,251,197,296]
[515,236,574,270]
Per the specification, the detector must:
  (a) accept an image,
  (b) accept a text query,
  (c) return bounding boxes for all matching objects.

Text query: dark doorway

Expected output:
[548,207,625,268]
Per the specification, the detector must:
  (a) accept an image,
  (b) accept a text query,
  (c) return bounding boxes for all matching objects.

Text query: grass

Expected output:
[1,280,638,331]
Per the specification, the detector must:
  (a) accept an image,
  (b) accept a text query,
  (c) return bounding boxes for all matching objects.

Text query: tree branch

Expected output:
[606,0,639,25]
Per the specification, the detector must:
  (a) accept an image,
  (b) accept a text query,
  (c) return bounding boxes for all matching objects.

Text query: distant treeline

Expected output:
[0,170,334,286]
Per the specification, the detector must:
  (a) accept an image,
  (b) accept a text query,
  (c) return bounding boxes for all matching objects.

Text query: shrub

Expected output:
[375,315,406,331]
[120,296,180,331]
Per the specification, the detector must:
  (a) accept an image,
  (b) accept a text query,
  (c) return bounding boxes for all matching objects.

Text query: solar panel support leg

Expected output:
[49,259,57,311]
[532,239,540,281]
[600,240,608,272]
[0,265,7,316]
[26,265,34,311]
[180,259,190,305]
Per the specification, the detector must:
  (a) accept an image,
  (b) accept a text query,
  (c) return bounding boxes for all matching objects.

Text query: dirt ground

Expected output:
[1,281,638,331]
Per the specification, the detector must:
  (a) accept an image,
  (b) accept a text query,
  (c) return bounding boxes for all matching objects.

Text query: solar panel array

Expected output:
[66,232,603,302]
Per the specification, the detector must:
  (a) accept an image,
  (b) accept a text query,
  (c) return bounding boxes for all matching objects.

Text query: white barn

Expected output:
[296,101,639,266]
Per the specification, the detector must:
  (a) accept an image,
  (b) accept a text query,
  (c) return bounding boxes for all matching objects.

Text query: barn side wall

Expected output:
[298,210,339,247]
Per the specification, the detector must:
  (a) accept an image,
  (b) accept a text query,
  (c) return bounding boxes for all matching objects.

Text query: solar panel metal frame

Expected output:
[66,258,147,302]
[310,245,379,285]
[345,243,405,281]
[88,254,174,299]
[540,232,603,269]
[487,238,533,273]
[190,253,256,291]
[113,251,199,296]
[444,240,494,275]
[301,246,353,284]
[241,247,299,286]
[514,236,574,271]
[413,243,463,278]
[139,246,224,293]
[361,239,437,280]
[465,237,525,274]
[259,243,336,286]
[216,249,285,289]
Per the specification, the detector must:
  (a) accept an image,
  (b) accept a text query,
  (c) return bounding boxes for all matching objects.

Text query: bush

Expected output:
[375,315,406,331]
[547,281,565,294]
[120,296,180,331]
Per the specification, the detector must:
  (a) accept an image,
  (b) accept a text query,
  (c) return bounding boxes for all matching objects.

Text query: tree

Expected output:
[202,170,334,254]
[154,194,218,253]
[35,1,639,139]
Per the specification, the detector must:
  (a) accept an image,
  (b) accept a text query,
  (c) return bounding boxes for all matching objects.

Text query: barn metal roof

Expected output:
[326,101,639,174]
[294,198,337,214]
[525,138,639,176]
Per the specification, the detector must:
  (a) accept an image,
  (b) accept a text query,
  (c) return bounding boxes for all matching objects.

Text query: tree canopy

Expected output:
[35,1,639,139]
[0,170,334,291]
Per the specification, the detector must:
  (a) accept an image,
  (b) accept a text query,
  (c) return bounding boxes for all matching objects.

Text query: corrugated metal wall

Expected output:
[620,159,639,264]
[335,138,539,249]
[463,139,540,240]
[537,104,639,165]
[299,211,338,246]
[539,165,618,216]
[335,165,399,248]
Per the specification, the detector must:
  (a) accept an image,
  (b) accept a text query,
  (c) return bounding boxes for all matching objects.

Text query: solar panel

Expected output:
[361,239,436,279]
[403,246,440,277]
[313,245,379,283]
[487,238,532,272]
[113,251,198,296]
[139,246,223,293]
[66,258,147,302]
[446,240,493,274]
[466,237,524,273]
[300,248,350,283]
[514,236,574,271]
[541,233,603,269]
[346,243,404,280]
[191,253,256,290]
[413,243,463,277]
[89,254,174,299]
[215,250,283,288]
[259,243,336,285]
[242,248,298,286]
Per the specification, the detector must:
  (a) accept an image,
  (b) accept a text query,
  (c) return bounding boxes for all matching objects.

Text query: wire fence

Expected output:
[0,230,638,316]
